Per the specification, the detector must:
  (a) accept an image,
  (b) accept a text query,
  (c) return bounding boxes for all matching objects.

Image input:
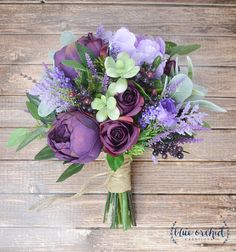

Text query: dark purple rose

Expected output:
[100,117,140,156]
[78,33,108,57]
[54,43,80,80]
[116,83,144,116]
[164,59,176,75]
[47,111,102,164]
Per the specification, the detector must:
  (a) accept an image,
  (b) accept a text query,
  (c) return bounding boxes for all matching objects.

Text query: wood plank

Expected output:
[1,65,236,97]
[0,160,236,194]
[0,96,233,128]
[0,5,236,36]
[0,227,235,252]
[0,194,235,228]
[1,128,236,161]
[1,0,236,6]
[0,35,235,66]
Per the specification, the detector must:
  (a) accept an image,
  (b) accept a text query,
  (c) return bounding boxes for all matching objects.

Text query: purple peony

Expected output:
[47,111,102,164]
[100,117,140,156]
[54,43,80,80]
[78,33,108,57]
[116,82,144,116]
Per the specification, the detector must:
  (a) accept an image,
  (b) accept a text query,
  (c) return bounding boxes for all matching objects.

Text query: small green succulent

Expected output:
[91,95,120,122]
[105,52,140,95]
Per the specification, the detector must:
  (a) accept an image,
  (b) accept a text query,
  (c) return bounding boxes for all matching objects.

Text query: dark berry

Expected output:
[152,150,159,156]
[82,96,92,106]
[177,152,184,159]
[162,153,168,159]
[177,146,183,153]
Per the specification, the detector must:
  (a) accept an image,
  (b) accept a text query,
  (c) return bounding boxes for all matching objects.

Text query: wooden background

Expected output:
[0,0,236,251]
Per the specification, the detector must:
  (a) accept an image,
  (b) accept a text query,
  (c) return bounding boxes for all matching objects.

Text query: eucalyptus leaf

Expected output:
[17,127,47,152]
[186,56,193,79]
[34,145,55,160]
[57,163,84,182]
[133,81,151,100]
[169,44,201,57]
[192,83,208,97]
[6,128,29,147]
[26,93,40,106]
[189,100,227,112]
[60,31,76,47]
[170,74,193,103]
[106,154,124,172]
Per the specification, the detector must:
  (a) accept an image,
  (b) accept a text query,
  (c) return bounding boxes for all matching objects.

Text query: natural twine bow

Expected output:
[30,156,132,211]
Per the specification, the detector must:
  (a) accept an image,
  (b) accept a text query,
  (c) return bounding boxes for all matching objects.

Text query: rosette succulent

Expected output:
[91,95,120,122]
[105,52,140,95]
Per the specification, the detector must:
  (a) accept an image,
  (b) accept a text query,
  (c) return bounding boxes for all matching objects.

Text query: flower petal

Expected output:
[107,96,117,110]
[106,67,120,78]
[114,78,128,93]
[108,107,120,120]
[96,108,108,122]
[123,66,140,78]
[91,98,105,110]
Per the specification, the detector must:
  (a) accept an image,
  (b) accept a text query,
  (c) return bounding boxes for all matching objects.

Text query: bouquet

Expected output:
[7,26,226,230]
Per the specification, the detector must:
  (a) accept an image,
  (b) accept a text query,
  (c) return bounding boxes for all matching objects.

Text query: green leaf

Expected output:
[169,44,201,57]
[26,93,40,106]
[170,74,193,103]
[62,60,86,71]
[26,101,41,120]
[16,127,47,152]
[189,100,227,113]
[133,81,151,101]
[152,56,162,70]
[165,41,177,55]
[106,154,124,172]
[57,163,84,182]
[76,44,95,66]
[6,128,29,147]
[34,145,55,160]
[186,56,193,79]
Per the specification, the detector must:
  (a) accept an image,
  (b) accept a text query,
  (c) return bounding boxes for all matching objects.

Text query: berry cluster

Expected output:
[151,141,184,160]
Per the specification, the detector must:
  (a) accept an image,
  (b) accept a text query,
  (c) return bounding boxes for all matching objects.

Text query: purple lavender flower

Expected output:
[85,53,97,77]
[96,25,113,43]
[102,74,109,93]
[29,65,74,115]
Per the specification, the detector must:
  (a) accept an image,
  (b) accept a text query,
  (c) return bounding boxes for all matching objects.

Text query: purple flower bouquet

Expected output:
[7,26,226,230]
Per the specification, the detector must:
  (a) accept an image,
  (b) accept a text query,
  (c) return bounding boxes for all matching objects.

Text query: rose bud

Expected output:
[47,111,102,164]
[116,83,144,117]
[164,59,176,75]
[100,116,140,156]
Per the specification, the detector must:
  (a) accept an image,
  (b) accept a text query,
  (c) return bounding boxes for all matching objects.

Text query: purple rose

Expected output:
[54,43,80,80]
[78,33,108,57]
[47,111,102,164]
[116,83,144,116]
[157,98,177,127]
[100,117,140,156]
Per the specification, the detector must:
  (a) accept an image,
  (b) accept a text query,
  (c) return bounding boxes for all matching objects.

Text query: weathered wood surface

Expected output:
[1,35,236,66]
[0,160,236,194]
[0,194,235,228]
[0,5,236,36]
[0,0,236,251]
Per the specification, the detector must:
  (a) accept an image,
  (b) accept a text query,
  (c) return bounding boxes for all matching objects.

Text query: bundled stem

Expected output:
[103,191,136,230]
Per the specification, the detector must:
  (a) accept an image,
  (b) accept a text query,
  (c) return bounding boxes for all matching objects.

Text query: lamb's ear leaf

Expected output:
[186,56,193,79]
[34,146,55,160]
[106,154,124,172]
[60,31,76,47]
[6,128,29,147]
[189,100,227,112]
[57,163,84,182]
[16,127,47,152]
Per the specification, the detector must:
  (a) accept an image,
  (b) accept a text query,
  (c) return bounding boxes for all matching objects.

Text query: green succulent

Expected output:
[105,52,140,95]
[91,95,120,122]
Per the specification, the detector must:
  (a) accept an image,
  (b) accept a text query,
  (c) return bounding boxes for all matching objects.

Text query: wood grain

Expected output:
[1,128,236,161]
[0,5,236,36]
[1,35,235,66]
[0,160,236,194]
[0,227,235,252]
[0,194,235,228]
[0,96,233,128]
[1,65,236,97]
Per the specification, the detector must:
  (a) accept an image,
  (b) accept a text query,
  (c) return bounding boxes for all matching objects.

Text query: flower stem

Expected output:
[103,191,136,230]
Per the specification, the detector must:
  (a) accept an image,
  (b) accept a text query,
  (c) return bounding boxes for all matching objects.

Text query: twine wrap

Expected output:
[104,156,132,193]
